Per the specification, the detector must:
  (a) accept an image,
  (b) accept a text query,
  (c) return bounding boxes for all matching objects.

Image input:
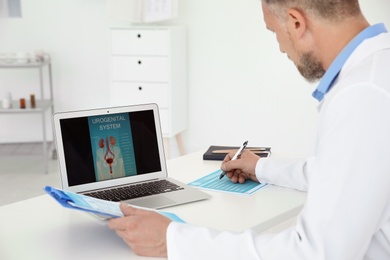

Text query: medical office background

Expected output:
[0,0,389,159]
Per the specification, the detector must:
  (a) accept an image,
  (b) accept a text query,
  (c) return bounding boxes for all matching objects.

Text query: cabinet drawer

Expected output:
[111,57,169,82]
[110,82,169,108]
[111,29,169,56]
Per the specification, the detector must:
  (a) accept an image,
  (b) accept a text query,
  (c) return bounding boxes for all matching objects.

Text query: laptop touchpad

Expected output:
[128,196,176,209]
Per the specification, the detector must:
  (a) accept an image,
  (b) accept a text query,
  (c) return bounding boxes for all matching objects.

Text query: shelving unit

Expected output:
[0,58,54,174]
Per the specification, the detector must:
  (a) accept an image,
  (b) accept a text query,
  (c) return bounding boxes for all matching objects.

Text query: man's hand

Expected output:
[221,150,260,183]
[107,203,172,257]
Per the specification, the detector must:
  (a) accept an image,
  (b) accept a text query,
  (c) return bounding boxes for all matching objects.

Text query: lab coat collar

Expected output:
[312,23,388,102]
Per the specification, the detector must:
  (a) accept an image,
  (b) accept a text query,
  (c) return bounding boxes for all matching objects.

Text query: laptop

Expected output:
[53,103,210,209]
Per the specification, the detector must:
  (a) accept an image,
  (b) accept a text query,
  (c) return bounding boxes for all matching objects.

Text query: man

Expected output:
[108,0,390,259]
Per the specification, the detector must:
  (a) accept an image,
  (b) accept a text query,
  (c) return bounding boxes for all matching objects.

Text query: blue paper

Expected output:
[45,186,186,222]
[188,170,267,195]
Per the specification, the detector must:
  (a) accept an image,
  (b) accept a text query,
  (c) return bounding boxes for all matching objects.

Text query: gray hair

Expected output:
[262,0,362,21]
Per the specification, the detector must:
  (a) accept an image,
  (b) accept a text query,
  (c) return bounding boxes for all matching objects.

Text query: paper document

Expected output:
[44,186,185,222]
[188,170,267,195]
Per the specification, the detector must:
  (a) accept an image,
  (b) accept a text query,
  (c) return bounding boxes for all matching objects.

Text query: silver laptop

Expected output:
[53,103,210,209]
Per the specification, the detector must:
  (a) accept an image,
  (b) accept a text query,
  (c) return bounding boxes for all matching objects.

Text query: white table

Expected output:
[0,151,306,260]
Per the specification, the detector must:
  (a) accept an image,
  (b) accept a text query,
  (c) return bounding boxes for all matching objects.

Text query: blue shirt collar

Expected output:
[312,23,388,102]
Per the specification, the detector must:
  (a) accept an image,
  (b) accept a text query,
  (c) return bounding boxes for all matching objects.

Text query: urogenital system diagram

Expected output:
[99,136,116,177]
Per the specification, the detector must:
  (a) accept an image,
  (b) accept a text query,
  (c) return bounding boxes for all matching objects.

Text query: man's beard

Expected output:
[296,52,326,83]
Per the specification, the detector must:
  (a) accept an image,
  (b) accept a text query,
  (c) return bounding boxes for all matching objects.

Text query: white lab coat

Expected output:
[166,32,390,259]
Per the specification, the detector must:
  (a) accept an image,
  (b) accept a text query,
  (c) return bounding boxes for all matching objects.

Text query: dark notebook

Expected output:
[203,145,271,161]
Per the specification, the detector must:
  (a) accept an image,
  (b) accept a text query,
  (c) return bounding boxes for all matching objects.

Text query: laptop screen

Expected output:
[59,109,162,187]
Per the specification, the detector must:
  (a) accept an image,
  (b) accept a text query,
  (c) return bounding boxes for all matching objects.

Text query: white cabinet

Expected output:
[109,26,187,156]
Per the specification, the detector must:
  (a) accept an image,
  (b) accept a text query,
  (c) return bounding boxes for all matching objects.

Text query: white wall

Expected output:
[0,0,389,157]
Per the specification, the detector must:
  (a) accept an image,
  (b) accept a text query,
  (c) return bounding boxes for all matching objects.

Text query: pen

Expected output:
[212,148,266,154]
[219,140,248,179]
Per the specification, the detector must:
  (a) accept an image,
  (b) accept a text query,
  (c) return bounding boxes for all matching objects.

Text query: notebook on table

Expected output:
[52,103,210,209]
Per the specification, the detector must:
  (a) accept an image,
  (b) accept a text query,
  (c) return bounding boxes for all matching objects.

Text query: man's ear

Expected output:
[286,8,307,40]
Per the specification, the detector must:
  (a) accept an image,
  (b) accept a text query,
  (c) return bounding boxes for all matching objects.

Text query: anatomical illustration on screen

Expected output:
[88,113,137,181]
[98,135,119,178]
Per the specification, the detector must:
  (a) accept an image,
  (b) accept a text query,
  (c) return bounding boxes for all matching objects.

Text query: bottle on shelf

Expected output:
[30,94,36,108]
[1,92,12,109]
[20,98,26,109]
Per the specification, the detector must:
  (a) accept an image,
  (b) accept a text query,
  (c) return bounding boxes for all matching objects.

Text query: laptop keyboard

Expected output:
[84,179,184,202]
